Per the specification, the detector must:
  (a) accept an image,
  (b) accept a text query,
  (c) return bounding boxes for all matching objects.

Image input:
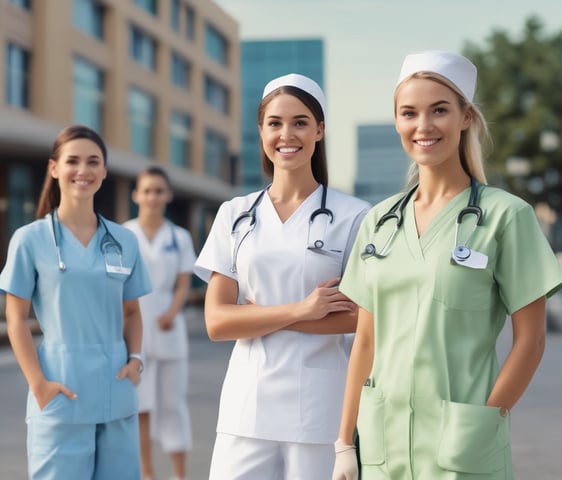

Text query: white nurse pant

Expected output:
[137,357,192,452]
[26,414,140,480]
[209,433,334,480]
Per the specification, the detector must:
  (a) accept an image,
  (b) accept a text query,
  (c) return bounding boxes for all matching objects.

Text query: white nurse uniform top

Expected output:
[194,185,370,444]
[0,214,151,424]
[123,219,196,360]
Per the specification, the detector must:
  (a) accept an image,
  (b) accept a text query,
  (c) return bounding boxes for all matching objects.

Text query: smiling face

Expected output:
[395,77,471,174]
[49,138,106,202]
[258,93,324,177]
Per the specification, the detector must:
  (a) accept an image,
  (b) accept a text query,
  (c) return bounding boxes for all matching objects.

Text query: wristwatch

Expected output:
[128,353,144,373]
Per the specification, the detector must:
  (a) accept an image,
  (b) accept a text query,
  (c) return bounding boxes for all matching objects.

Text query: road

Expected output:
[0,309,561,479]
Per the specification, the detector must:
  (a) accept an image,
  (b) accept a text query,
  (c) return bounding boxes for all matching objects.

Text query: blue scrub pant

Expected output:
[27,414,140,480]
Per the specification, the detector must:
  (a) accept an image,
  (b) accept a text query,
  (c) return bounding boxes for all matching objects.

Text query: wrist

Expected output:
[335,437,356,453]
[128,353,144,373]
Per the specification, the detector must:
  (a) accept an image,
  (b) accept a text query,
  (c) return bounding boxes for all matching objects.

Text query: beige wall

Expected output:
[0,0,242,242]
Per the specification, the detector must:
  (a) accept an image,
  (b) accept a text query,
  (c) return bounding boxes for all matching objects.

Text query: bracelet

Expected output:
[128,353,144,373]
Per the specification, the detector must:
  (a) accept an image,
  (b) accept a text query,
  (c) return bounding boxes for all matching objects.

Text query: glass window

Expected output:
[9,0,31,9]
[8,166,35,236]
[170,0,179,31]
[129,87,156,157]
[205,24,227,65]
[205,129,229,181]
[72,0,104,40]
[129,25,157,71]
[204,75,229,114]
[5,44,30,108]
[186,5,195,41]
[73,56,104,133]
[170,111,192,168]
[170,52,190,89]
[133,0,157,15]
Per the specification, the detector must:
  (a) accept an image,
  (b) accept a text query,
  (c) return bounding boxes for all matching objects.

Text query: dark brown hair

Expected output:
[35,125,107,218]
[135,165,172,190]
[257,86,328,186]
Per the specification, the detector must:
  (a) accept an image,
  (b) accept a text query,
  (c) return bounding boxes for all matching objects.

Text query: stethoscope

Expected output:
[230,184,335,273]
[163,221,179,253]
[50,209,123,272]
[361,178,484,263]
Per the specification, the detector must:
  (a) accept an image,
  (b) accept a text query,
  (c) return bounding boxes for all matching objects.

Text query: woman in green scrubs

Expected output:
[332,51,562,480]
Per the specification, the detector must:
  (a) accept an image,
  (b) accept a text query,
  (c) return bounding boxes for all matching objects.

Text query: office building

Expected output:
[0,0,241,264]
[355,124,410,205]
[241,38,324,192]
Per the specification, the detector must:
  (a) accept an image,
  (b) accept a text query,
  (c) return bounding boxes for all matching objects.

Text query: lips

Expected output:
[415,139,440,147]
[277,146,301,153]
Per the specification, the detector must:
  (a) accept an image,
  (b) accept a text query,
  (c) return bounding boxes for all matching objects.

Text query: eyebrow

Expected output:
[266,114,311,119]
[398,99,451,110]
[66,154,102,159]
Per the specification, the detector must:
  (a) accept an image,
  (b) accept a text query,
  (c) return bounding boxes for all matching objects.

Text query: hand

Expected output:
[32,379,77,410]
[117,360,142,385]
[298,278,356,322]
[157,312,175,331]
[332,439,358,480]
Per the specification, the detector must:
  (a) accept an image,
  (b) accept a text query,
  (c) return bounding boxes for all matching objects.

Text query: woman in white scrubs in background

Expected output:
[194,73,371,480]
[332,51,562,480]
[0,125,151,479]
[124,166,196,480]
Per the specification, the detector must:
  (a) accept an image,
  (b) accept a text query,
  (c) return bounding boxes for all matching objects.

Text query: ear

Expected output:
[48,159,58,178]
[316,121,325,141]
[131,189,139,205]
[461,108,472,131]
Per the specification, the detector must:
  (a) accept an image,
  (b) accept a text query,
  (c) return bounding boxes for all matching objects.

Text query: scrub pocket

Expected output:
[356,383,386,466]
[433,253,494,311]
[437,400,509,474]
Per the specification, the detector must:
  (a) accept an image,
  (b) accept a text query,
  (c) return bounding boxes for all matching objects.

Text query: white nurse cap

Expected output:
[262,73,327,118]
[396,50,477,102]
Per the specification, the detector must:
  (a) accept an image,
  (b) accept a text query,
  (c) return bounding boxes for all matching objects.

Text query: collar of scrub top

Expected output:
[360,178,483,261]
[229,184,335,273]
[50,209,123,272]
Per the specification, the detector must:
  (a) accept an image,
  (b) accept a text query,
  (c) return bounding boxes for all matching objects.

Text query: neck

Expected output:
[416,167,470,204]
[269,171,319,202]
[56,199,97,226]
[138,210,165,230]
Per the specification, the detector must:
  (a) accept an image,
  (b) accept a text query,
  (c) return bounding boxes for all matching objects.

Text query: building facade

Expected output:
[355,124,410,205]
[0,0,241,265]
[241,38,324,193]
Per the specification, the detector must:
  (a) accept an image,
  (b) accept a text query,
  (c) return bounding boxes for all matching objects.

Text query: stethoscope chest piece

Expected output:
[452,245,471,262]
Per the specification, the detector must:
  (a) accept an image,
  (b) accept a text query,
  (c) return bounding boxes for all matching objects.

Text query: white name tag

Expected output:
[106,265,132,275]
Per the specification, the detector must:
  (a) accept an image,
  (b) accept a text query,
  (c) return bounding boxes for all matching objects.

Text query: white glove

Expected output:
[332,438,358,480]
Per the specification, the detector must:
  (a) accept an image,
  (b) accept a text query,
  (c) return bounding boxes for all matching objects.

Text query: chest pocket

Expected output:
[304,248,344,286]
[433,252,495,311]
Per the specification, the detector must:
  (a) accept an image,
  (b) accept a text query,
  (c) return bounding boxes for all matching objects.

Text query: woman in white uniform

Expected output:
[194,74,371,479]
[0,125,151,479]
[124,166,196,480]
[332,51,562,480]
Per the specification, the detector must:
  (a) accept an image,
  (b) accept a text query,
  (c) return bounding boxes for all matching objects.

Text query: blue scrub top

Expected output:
[0,214,152,424]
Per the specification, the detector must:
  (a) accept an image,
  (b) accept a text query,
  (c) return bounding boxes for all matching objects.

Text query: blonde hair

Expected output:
[395,72,490,189]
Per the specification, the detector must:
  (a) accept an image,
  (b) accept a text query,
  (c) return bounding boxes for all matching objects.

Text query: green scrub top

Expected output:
[340,185,562,480]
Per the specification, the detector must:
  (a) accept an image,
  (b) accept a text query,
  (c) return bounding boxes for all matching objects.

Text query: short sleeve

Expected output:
[339,210,376,313]
[0,227,37,299]
[123,234,152,301]
[495,203,562,314]
[193,201,236,283]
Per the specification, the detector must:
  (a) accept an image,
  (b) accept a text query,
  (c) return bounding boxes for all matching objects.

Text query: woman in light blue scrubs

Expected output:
[0,125,151,479]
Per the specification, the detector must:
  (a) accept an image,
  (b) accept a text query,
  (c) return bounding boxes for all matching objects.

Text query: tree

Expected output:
[463,17,562,215]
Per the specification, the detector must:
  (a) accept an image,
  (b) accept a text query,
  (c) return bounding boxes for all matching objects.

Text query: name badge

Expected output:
[106,265,132,275]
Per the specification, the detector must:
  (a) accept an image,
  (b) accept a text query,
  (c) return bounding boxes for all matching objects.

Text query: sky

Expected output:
[214,0,562,193]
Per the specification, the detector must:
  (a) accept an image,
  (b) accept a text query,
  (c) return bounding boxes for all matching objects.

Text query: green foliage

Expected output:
[463,16,562,212]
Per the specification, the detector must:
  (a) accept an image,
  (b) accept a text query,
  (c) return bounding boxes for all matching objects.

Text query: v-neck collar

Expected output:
[262,184,323,226]
[59,218,102,252]
[404,185,471,260]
